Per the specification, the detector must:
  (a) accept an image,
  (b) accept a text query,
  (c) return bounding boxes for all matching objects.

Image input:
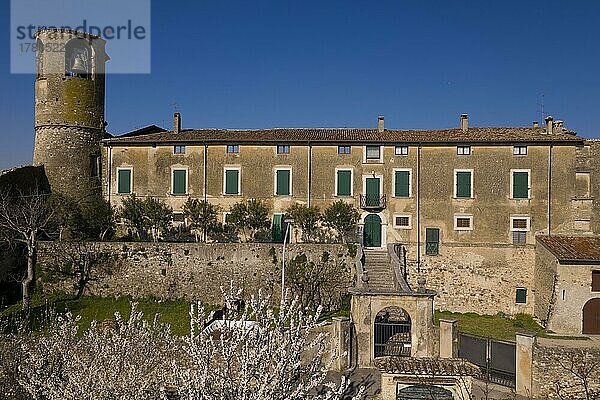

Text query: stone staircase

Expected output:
[363,248,397,292]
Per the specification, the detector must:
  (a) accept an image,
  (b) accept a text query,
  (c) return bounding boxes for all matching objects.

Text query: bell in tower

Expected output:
[67,46,90,78]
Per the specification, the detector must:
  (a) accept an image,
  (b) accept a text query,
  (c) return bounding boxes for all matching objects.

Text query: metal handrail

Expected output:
[360,194,387,209]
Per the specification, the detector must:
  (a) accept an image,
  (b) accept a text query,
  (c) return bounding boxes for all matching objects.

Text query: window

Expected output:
[338,145,351,154]
[425,228,440,256]
[90,154,100,177]
[454,215,473,231]
[277,145,290,154]
[275,168,291,196]
[117,168,132,194]
[513,146,527,155]
[592,271,600,292]
[224,167,240,195]
[223,212,232,225]
[454,170,473,198]
[172,212,185,223]
[336,169,353,196]
[394,169,411,197]
[513,231,526,245]
[576,172,591,198]
[174,145,186,154]
[395,146,409,156]
[516,288,527,304]
[365,145,381,161]
[511,216,529,245]
[172,169,187,195]
[457,146,471,155]
[511,170,530,199]
[394,215,411,229]
[227,145,239,154]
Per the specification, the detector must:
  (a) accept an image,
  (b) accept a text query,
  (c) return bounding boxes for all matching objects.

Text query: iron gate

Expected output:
[374,308,411,358]
[458,333,516,388]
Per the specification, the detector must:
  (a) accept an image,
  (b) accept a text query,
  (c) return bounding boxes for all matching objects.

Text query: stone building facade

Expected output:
[100,114,597,318]
[30,28,600,331]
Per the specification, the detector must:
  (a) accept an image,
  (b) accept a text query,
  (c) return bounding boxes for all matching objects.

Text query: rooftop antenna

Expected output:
[171,101,179,112]
[539,93,546,124]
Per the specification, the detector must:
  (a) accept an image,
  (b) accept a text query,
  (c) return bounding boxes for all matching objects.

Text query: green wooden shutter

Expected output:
[425,228,440,255]
[225,170,239,195]
[513,172,529,198]
[272,214,283,242]
[395,171,410,197]
[118,169,131,194]
[276,170,290,195]
[172,170,187,195]
[516,288,527,304]
[337,170,351,196]
[456,172,471,198]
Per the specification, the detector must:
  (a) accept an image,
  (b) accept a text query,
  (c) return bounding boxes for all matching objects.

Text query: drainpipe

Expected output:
[308,142,312,207]
[203,143,208,202]
[548,142,553,235]
[107,145,113,204]
[417,143,422,274]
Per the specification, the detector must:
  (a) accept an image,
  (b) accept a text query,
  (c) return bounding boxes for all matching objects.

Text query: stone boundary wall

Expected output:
[532,338,600,399]
[37,242,354,305]
[405,243,536,315]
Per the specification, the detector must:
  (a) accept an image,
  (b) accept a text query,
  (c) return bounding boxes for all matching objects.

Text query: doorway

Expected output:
[583,298,600,334]
[364,214,382,247]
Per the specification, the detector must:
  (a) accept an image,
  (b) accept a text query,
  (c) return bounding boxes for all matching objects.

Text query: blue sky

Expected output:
[2,0,600,169]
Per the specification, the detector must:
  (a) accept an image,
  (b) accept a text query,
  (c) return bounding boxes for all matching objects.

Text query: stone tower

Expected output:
[33,29,109,199]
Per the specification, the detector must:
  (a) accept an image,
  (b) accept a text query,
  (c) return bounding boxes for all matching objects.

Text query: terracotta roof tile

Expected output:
[537,236,600,263]
[104,126,583,145]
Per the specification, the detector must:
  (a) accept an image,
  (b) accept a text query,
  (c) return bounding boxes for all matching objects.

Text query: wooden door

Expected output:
[583,298,600,334]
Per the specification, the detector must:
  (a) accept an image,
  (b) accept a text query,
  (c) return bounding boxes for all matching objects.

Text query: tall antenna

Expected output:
[539,93,545,123]
[171,101,179,112]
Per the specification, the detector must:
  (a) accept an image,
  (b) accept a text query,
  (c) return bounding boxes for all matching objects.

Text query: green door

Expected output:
[366,177,380,206]
[272,214,283,242]
[364,214,382,247]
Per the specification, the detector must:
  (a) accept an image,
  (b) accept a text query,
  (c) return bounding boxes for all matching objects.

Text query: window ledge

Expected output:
[453,197,474,200]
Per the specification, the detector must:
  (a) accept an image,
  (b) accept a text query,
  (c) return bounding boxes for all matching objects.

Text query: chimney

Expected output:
[377,116,385,133]
[460,114,468,132]
[533,121,539,128]
[554,120,564,133]
[545,115,554,135]
[173,112,181,134]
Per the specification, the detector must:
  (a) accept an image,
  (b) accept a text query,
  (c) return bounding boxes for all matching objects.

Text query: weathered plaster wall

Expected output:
[533,243,558,325]
[404,243,536,315]
[532,339,600,399]
[547,263,600,334]
[37,242,353,305]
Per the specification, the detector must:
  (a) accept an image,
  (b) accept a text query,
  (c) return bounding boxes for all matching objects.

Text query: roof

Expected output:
[103,126,583,146]
[537,236,600,264]
[375,357,479,376]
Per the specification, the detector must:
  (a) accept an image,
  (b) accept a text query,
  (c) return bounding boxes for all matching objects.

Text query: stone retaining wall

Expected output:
[532,338,600,399]
[37,242,354,305]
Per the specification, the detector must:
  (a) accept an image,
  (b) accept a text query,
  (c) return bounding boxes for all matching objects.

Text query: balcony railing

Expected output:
[360,194,387,209]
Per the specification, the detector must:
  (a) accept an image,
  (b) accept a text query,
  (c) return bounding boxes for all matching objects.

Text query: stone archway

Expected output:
[583,298,600,334]
[374,306,411,358]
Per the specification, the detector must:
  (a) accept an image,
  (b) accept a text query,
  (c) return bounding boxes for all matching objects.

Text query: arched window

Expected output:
[65,38,93,79]
[374,306,411,357]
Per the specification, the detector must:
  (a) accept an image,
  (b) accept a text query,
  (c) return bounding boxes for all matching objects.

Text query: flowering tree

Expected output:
[13,288,363,400]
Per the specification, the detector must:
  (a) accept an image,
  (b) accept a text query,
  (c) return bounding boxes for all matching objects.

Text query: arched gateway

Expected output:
[374,306,411,357]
